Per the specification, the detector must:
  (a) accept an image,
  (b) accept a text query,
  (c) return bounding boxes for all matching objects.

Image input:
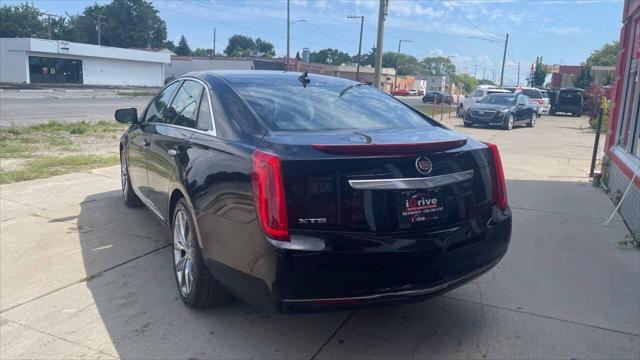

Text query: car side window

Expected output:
[143,81,181,123]
[474,90,483,97]
[197,91,213,131]
[165,80,204,129]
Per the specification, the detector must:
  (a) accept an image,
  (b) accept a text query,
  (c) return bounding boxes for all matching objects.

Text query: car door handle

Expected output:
[167,149,178,157]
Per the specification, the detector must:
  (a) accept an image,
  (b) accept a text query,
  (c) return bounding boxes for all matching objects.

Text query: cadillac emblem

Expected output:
[415,156,433,175]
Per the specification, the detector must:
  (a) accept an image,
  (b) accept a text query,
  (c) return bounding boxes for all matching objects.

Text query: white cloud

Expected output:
[429,48,445,56]
[547,26,587,35]
[477,55,493,65]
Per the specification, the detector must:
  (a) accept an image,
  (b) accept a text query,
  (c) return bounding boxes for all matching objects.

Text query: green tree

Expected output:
[224,34,256,57]
[309,48,351,65]
[255,38,275,58]
[0,2,47,38]
[382,52,423,75]
[192,48,212,57]
[452,73,478,93]
[163,40,176,52]
[478,79,496,86]
[421,57,456,77]
[175,35,191,56]
[586,41,619,66]
[98,0,167,48]
[360,47,377,66]
[532,56,548,87]
[61,4,105,44]
[573,63,593,89]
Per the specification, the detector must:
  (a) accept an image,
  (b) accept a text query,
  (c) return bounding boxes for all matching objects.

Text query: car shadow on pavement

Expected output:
[77,180,638,359]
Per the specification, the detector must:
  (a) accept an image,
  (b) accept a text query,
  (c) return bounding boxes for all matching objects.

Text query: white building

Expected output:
[415,75,446,92]
[0,38,171,87]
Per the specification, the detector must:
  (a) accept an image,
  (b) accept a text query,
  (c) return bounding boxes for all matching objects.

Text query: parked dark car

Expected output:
[115,71,511,313]
[422,91,453,104]
[550,87,584,117]
[464,93,538,130]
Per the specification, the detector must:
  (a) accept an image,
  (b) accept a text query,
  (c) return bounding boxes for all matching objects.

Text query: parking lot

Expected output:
[1,114,638,359]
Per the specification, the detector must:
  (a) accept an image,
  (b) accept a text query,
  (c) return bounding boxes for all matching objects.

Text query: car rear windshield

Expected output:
[523,89,542,99]
[233,83,433,131]
[480,95,517,105]
[487,90,508,95]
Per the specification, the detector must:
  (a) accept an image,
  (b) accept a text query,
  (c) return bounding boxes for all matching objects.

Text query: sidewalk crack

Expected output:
[310,311,355,360]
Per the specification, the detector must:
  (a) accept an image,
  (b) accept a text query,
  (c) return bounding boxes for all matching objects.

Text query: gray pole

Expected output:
[373,0,387,90]
[212,28,216,59]
[394,39,411,91]
[517,62,520,85]
[499,33,509,88]
[474,64,477,78]
[286,0,290,71]
[347,16,365,82]
[482,67,486,81]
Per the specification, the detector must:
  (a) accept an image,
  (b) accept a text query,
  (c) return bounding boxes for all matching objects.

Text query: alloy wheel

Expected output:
[173,209,195,297]
[120,154,128,198]
[507,115,514,130]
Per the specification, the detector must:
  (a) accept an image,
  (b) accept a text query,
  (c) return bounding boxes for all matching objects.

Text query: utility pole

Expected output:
[41,12,60,40]
[95,14,106,46]
[212,28,216,59]
[394,39,411,91]
[286,0,290,70]
[517,62,520,85]
[347,15,364,82]
[374,0,388,90]
[474,64,478,78]
[499,33,509,88]
[482,67,486,81]
[492,70,496,82]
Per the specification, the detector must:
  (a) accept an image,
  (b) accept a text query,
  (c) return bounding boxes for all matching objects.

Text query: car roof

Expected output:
[486,89,510,93]
[180,70,356,86]
[487,93,519,97]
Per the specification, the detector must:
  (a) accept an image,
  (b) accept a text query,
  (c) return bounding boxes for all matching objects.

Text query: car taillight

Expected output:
[251,149,289,241]
[483,142,508,211]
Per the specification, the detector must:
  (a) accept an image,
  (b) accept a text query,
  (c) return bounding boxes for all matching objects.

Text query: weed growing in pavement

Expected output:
[618,233,640,249]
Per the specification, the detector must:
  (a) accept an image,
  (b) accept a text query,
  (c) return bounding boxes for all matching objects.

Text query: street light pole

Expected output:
[374,0,388,90]
[499,33,509,88]
[286,0,290,70]
[347,15,364,82]
[394,39,411,92]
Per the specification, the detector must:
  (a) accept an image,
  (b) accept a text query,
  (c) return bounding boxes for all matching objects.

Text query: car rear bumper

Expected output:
[275,208,511,313]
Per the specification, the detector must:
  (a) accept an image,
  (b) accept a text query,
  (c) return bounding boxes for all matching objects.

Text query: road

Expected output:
[0,91,460,127]
[0,90,152,127]
[1,116,638,358]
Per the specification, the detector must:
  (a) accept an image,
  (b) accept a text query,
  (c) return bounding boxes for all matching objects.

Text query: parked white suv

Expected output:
[457,86,510,117]
[505,86,547,116]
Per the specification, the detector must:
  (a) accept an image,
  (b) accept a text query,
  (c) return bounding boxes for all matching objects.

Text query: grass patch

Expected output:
[0,154,119,184]
[618,233,640,249]
[6,120,125,135]
[416,104,454,117]
[0,121,126,183]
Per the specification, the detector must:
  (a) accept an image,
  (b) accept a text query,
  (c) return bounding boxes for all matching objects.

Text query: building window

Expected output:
[616,17,640,157]
[28,56,83,84]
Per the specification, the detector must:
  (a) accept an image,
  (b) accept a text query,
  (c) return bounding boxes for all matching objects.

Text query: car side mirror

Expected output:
[115,108,138,124]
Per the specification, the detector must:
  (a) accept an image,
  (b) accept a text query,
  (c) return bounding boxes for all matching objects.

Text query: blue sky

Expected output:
[13,0,623,84]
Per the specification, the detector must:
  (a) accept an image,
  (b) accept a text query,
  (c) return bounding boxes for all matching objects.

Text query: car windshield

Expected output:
[233,82,432,131]
[523,89,542,99]
[479,95,517,105]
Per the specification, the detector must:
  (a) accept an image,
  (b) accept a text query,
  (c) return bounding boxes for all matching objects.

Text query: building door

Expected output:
[28,56,83,84]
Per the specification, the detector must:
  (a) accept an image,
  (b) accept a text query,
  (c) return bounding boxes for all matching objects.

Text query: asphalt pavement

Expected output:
[1,114,637,359]
[0,89,152,127]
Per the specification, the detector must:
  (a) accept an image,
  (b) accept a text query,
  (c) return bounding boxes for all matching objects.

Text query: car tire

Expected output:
[504,114,514,130]
[120,151,142,208]
[172,198,229,308]
[550,109,555,116]
[456,105,464,117]
[527,113,537,127]
[463,121,473,127]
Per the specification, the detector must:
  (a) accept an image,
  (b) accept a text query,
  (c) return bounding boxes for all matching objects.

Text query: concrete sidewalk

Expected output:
[1,116,638,359]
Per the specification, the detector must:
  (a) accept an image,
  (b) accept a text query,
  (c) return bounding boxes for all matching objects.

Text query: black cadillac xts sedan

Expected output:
[464,93,538,130]
[115,70,512,313]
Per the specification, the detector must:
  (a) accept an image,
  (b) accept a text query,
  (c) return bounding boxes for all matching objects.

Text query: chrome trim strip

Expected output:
[143,77,217,137]
[132,187,164,221]
[348,170,474,190]
[281,258,500,304]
